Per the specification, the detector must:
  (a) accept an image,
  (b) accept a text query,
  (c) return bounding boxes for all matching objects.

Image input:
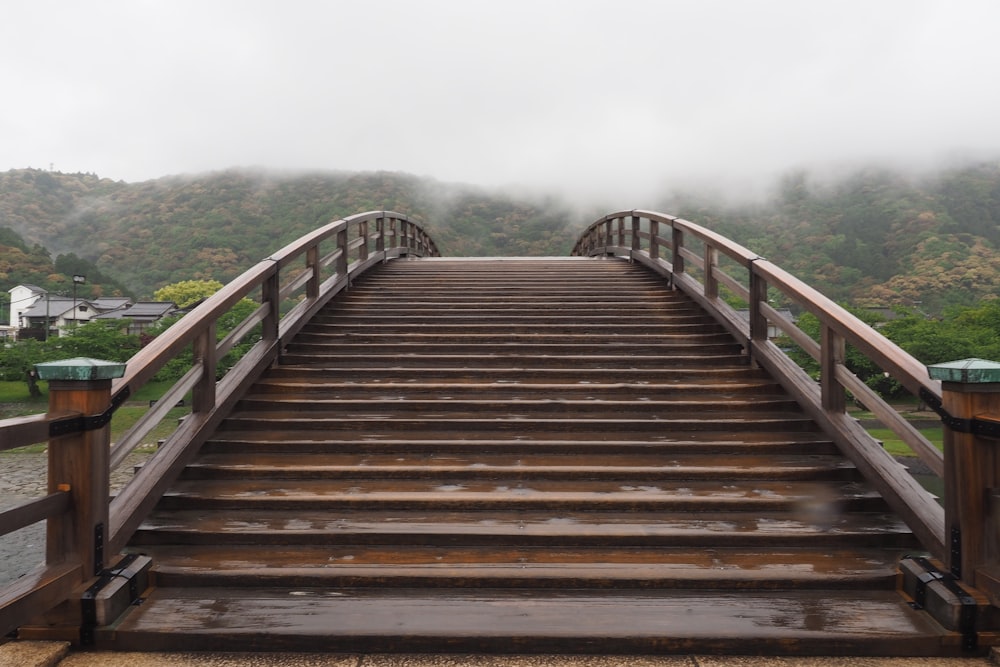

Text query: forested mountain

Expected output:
[2,162,1000,313]
[669,162,1000,314]
[0,168,574,298]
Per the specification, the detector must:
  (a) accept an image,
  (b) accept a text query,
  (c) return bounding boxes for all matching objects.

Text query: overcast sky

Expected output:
[3,1,999,206]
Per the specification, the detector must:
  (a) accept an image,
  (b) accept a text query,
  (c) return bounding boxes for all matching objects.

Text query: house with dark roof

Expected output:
[6,284,138,340]
[93,301,178,335]
[18,295,102,338]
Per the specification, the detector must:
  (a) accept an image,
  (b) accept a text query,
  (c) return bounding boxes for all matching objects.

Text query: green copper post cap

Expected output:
[34,357,127,381]
[928,358,1000,384]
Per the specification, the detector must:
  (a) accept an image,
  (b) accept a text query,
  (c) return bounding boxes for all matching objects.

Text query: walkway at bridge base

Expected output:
[3,643,1000,667]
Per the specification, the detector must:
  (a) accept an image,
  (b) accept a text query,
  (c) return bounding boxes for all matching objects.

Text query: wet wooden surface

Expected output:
[113,588,949,655]
[117,259,956,654]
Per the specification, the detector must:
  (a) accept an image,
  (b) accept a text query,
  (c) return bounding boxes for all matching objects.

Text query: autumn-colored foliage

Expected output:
[2,162,1000,314]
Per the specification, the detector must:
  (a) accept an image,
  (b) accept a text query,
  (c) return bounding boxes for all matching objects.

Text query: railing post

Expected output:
[336,226,349,275]
[35,358,126,577]
[263,269,281,343]
[630,215,641,256]
[748,264,769,350]
[649,219,659,261]
[820,325,846,413]
[192,322,217,412]
[704,244,719,300]
[928,359,1000,590]
[671,225,685,276]
[375,215,386,255]
[359,219,369,262]
[305,246,319,300]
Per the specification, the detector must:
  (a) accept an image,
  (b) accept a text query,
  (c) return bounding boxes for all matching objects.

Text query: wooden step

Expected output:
[180,452,856,480]
[152,479,888,513]
[232,396,804,417]
[132,508,915,549]
[246,379,788,399]
[138,545,903,590]
[200,433,842,456]
[216,414,821,436]
[108,588,951,655]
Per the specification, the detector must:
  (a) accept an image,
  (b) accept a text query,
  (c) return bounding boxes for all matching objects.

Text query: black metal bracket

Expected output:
[919,386,1000,438]
[79,552,141,646]
[904,556,979,652]
[951,525,963,579]
[48,385,131,438]
[93,523,104,576]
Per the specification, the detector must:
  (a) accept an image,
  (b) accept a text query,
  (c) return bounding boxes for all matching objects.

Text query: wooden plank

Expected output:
[0,562,81,638]
[112,588,949,655]
[0,413,56,452]
[133,508,915,547]
[0,491,70,536]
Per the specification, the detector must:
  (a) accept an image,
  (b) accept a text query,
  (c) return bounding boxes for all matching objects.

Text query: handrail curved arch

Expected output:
[573,209,946,558]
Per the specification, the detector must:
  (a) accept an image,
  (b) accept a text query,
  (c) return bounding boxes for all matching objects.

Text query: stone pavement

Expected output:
[2,643,998,667]
[0,450,153,586]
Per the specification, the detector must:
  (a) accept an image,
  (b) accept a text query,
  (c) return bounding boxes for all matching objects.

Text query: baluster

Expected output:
[820,324,846,413]
[704,244,719,300]
[359,219,369,261]
[336,227,348,276]
[671,225,685,275]
[376,215,386,255]
[192,321,217,413]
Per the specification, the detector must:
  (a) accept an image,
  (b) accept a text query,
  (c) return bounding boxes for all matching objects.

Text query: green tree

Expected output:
[153,279,225,308]
[59,319,140,362]
[144,293,260,383]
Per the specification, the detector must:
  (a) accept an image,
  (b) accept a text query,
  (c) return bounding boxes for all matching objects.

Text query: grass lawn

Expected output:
[1,379,190,454]
[867,427,944,458]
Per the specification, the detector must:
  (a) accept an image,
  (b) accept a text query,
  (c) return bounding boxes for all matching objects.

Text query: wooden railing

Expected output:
[0,211,437,636]
[572,209,946,559]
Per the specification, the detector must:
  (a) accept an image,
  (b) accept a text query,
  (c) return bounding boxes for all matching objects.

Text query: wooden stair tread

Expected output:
[246,381,788,399]
[109,588,949,654]
[218,414,820,434]
[161,478,871,500]
[201,435,841,456]
[134,508,915,546]
[141,542,907,589]
[185,451,852,473]
[131,543,905,571]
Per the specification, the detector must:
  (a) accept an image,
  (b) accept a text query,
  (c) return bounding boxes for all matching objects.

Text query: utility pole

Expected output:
[72,275,86,331]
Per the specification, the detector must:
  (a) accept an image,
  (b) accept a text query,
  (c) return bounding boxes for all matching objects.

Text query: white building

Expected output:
[8,284,46,329]
[6,284,134,340]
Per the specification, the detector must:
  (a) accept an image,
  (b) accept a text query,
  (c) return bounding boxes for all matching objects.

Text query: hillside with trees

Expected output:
[1,162,1000,314]
[671,162,1000,314]
[0,169,575,298]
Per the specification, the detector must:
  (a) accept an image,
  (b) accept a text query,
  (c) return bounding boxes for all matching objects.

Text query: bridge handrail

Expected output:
[0,211,437,636]
[573,209,945,558]
[108,210,437,552]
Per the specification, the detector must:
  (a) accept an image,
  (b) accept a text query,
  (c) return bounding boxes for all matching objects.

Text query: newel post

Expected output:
[35,358,126,578]
[928,358,1000,591]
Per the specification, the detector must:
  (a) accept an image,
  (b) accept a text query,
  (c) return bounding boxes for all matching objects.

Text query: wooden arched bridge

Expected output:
[3,210,1000,656]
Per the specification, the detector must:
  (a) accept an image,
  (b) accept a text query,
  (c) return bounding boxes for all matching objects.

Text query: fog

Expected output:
[3,1,999,207]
